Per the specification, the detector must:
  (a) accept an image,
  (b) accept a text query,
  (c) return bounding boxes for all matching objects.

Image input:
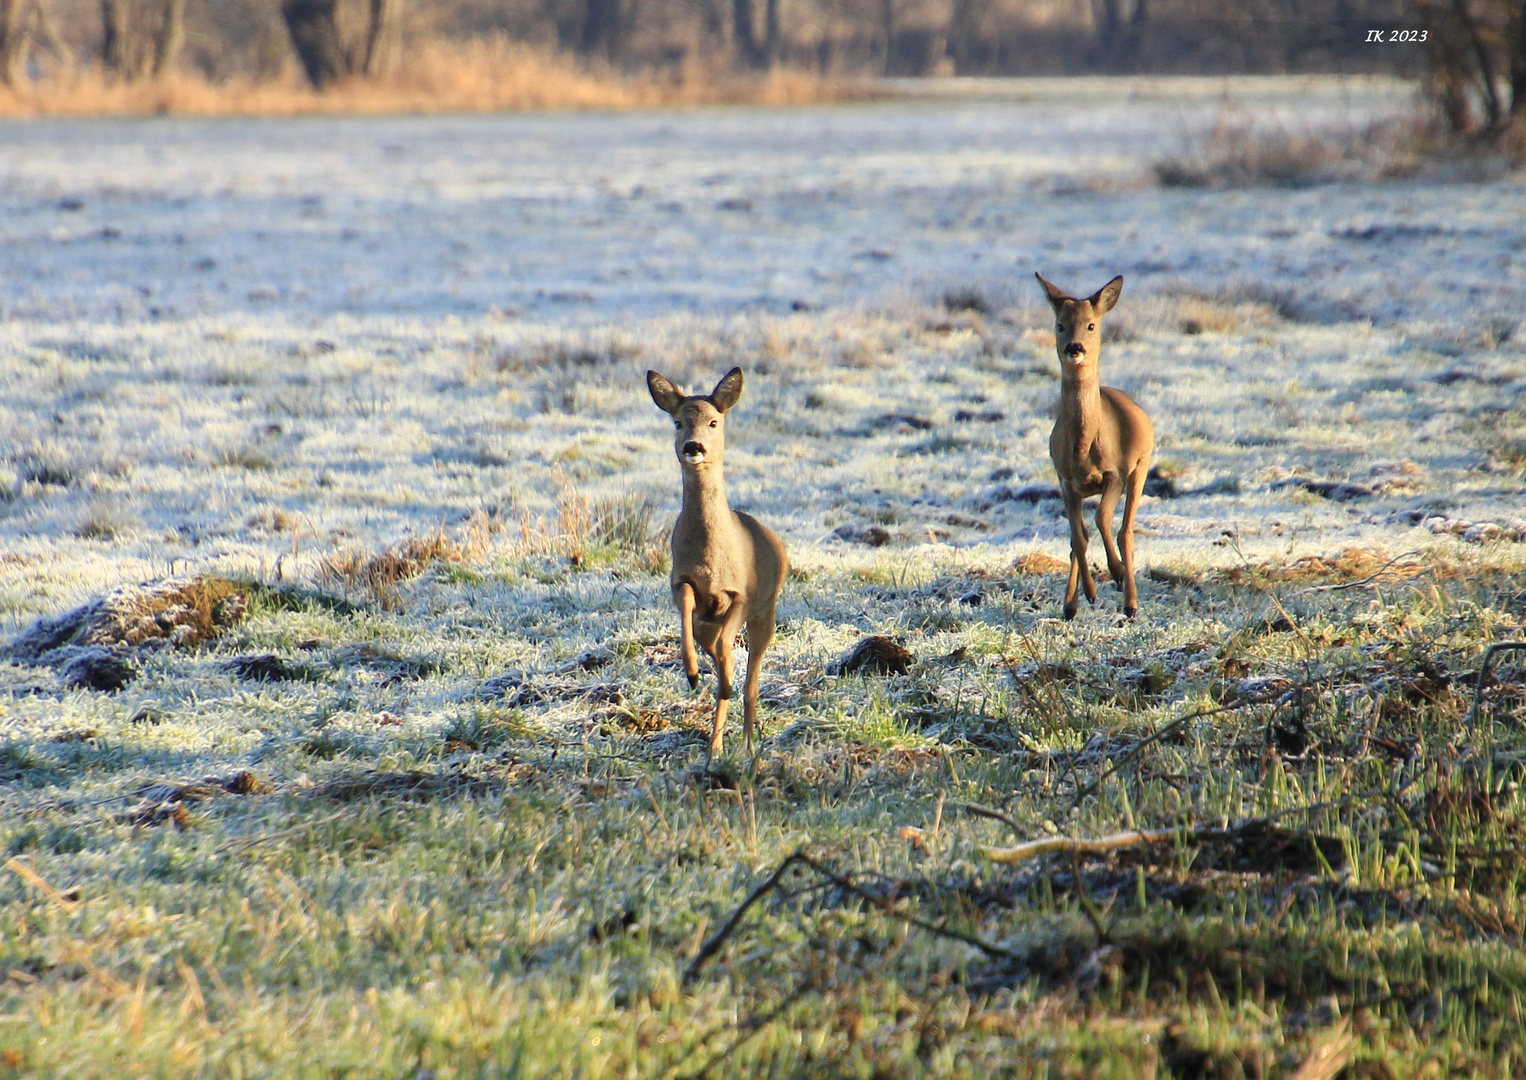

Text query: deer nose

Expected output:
[682,441,705,457]
[1064,342,1086,358]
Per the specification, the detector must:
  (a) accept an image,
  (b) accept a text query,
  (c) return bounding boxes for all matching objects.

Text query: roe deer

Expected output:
[647,366,788,758]
[1036,273,1154,619]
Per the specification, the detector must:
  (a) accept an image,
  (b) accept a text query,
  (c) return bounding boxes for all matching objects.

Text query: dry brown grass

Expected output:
[1010,551,1069,576]
[1152,111,1450,189]
[317,527,481,606]
[0,39,855,118]
[1217,546,1432,588]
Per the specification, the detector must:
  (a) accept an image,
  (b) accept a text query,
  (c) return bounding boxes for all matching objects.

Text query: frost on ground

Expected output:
[0,78,1524,1075]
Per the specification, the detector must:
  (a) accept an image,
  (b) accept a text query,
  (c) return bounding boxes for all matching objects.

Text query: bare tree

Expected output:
[282,0,400,87]
[101,0,186,80]
[580,0,621,57]
[733,0,761,64]
[0,0,31,85]
[1419,0,1517,134]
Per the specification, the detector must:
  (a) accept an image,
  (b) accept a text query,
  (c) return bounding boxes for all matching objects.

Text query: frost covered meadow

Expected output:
[2,76,1526,1076]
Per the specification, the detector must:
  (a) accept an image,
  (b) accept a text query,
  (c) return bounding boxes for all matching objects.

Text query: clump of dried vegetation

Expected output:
[0,39,851,118]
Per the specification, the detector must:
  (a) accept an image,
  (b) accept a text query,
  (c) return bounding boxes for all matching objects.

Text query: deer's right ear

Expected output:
[647,371,683,415]
[1035,273,1070,313]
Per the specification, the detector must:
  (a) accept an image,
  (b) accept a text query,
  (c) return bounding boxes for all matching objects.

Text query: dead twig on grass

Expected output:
[212,810,348,855]
[682,847,1019,988]
[1465,641,1526,725]
[980,792,1391,866]
[1070,701,1248,811]
[1296,550,1422,594]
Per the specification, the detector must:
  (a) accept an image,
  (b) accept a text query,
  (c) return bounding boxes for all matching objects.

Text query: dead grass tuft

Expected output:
[513,476,664,570]
[1153,111,1449,189]
[317,528,480,606]
[1218,547,1430,589]
[1011,551,1070,576]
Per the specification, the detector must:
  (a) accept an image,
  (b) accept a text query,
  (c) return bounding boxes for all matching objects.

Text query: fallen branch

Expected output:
[954,801,1023,834]
[979,827,1183,865]
[1295,551,1422,594]
[1070,701,1247,810]
[981,792,1389,866]
[1465,641,1526,725]
[682,847,1020,987]
[211,810,349,855]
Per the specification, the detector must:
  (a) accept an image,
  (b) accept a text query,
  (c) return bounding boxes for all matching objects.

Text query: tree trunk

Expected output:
[0,0,29,86]
[763,0,779,66]
[732,0,759,66]
[878,0,894,74]
[362,0,399,75]
[580,0,620,58]
[1453,0,1503,130]
[1095,0,1122,59]
[102,0,137,78]
[282,0,349,87]
[150,0,183,76]
[1130,0,1147,26]
[1509,0,1526,119]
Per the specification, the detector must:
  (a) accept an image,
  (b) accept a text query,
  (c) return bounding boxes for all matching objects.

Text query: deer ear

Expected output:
[709,367,744,412]
[1089,276,1123,317]
[1035,273,1070,313]
[647,370,683,415]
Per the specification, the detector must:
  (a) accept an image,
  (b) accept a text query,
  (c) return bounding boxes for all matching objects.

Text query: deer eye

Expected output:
[709,419,717,428]
[1055,322,1064,332]
[673,420,680,428]
[1088,323,1095,331]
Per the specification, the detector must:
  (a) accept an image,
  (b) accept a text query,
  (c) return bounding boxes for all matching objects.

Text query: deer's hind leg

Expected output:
[741,603,776,757]
[1095,473,1126,586]
[1118,458,1150,618]
[1062,488,1097,620]
[699,599,748,759]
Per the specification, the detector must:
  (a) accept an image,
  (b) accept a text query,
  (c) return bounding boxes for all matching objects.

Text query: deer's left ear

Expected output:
[1089,276,1123,317]
[709,367,744,412]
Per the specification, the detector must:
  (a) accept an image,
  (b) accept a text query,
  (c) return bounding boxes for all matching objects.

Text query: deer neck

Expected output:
[680,464,735,537]
[1061,369,1103,464]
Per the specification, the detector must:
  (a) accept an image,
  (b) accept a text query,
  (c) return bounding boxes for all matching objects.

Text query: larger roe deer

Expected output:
[647,366,788,759]
[1036,272,1154,619]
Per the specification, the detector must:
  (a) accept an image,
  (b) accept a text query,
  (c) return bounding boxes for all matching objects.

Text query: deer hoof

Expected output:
[1124,605,1138,619]
[1063,605,1077,621]
[687,672,699,690]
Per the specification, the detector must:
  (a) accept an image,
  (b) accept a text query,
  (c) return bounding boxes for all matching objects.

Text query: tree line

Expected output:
[0,0,1523,139]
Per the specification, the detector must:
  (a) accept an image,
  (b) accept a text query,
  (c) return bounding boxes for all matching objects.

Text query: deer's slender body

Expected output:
[648,367,787,758]
[1037,273,1154,619]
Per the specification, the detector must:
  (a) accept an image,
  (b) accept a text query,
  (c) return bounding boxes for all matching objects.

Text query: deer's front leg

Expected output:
[1062,488,1096,619]
[707,597,749,759]
[674,582,701,689]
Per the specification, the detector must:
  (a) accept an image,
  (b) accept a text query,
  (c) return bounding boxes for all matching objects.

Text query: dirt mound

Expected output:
[8,576,248,663]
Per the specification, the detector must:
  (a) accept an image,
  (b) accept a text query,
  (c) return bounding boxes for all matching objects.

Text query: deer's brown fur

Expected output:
[1036,272,1154,619]
[647,366,787,758]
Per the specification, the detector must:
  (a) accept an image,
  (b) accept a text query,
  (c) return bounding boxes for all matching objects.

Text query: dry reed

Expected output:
[0,38,854,118]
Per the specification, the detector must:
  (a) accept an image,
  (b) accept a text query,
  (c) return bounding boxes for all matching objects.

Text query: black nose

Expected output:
[682,441,704,456]
[1064,342,1085,357]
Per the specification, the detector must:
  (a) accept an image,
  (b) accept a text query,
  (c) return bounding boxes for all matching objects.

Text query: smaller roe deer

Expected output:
[647,367,788,758]
[1036,273,1155,619]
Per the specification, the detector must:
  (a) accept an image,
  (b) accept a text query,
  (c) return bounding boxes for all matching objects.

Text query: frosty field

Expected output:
[1,77,1526,1076]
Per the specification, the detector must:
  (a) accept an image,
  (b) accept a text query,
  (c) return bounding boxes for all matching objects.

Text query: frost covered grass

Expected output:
[0,78,1525,1075]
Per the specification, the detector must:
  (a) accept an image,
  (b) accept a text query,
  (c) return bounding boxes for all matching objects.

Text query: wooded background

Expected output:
[0,0,1523,139]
